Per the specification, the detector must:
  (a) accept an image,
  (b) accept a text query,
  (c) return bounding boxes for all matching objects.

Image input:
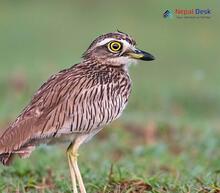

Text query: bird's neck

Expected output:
[82,57,130,73]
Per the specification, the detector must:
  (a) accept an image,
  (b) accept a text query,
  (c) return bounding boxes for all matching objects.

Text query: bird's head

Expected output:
[82,31,155,68]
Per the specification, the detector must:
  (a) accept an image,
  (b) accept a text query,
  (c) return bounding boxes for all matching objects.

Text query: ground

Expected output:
[0,121,219,193]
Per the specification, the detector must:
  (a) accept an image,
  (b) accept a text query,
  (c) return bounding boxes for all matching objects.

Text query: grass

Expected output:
[0,0,220,192]
[0,124,220,192]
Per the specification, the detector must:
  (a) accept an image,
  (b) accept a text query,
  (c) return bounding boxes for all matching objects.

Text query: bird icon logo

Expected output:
[163,10,173,18]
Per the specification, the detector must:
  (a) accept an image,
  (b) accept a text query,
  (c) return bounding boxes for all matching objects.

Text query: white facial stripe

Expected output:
[119,39,132,49]
[119,39,136,53]
[97,38,116,46]
[97,38,135,51]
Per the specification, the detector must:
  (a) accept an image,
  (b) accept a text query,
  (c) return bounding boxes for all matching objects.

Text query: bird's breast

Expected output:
[48,70,132,142]
[72,76,131,133]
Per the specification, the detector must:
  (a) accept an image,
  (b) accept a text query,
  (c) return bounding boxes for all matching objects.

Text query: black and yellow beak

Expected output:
[128,48,155,61]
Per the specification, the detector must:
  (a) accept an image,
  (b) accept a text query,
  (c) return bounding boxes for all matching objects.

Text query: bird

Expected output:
[0,31,155,193]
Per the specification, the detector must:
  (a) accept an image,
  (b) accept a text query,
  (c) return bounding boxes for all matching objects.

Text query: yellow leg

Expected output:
[72,157,86,193]
[67,135,88,193]
[67,145,78,193]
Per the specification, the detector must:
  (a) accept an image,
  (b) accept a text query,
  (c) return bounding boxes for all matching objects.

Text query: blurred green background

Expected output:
[0,1,220,192]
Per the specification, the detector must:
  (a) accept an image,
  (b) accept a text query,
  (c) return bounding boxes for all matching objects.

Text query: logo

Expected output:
[163,10,173,18]
[163,8,212,19]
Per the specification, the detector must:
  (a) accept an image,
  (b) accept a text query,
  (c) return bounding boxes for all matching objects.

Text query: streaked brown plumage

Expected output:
[0,31,154,193]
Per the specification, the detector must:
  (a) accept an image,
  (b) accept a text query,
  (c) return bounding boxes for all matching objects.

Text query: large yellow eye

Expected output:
[108,41,122,52]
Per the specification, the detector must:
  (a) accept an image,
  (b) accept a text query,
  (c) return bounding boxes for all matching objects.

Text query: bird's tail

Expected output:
[0,153,14,166]
[0,126,15,166]
[0,115,44,166]
[0,118,36,166]
[0,145,36,166]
